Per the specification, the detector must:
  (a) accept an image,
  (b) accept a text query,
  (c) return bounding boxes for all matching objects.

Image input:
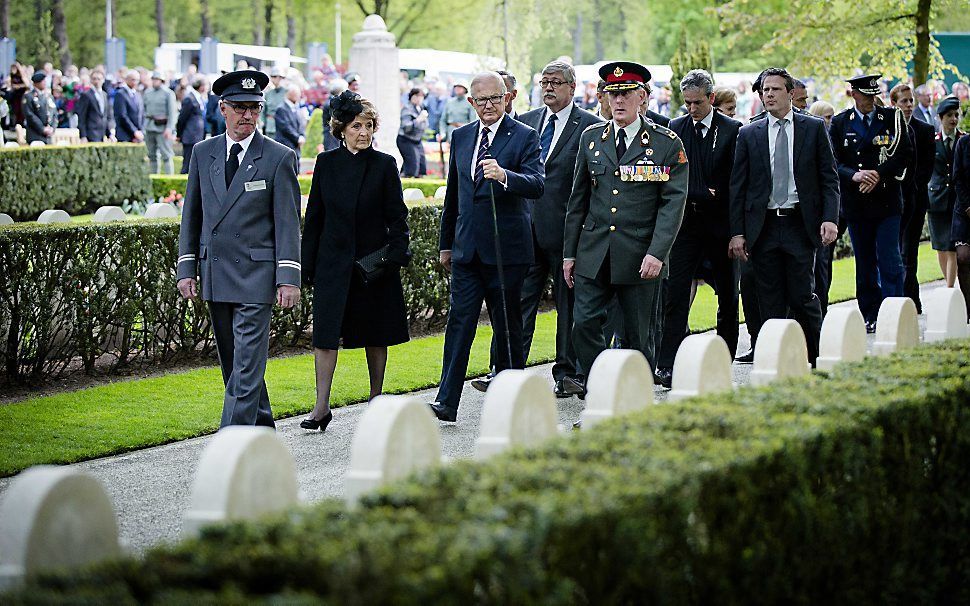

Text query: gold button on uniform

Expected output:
[614,171,620,176]
[612,189,619,195]
[611,207,617,213]
[610,225,616,231]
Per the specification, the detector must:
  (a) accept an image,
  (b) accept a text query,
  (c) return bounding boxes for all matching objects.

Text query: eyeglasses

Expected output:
[539,79,568,88]
[223,102,264,116]
[472,94,505,107]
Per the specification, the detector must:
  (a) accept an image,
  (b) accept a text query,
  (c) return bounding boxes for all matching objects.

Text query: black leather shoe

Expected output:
[865,320,877,334]
[735,349,755,364]
[561,376,586,400]
[471,376,492,393]
[572,419,583,430]
[300,409,333,432]
[654,367,673,389]
[429,402,457,422]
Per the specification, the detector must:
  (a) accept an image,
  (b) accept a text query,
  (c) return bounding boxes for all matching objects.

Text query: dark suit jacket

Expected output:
[928,131,965,214]
[644,109,670,127]
[669,110,742,238]
[902,116,937,216]
[113,87,143,142]
[952,135,970,243]
[518,105,603,254]
[176,93,206,145]
[730,111,840,248]
[205,94,226,136]
[439,114,544,265]
[274,103,303,152]
[75,87,113,142]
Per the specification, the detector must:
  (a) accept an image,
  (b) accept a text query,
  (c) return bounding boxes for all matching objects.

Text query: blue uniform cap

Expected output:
[212,70,269,103]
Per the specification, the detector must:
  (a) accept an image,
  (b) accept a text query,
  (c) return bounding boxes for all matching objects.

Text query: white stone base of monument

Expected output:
[0,466,120,590]
[434,186,447,200]
[580,349,654,429]
[403,188,425,202]
[93,206,127,223]
[29,140,45,147]
[0,213,12,225]
[144,202,179,219]
[816,306,867,371]
[349,15,401,164]
[182,426,298,537]
[750,319,810,386]
[668,333,732,401]
[873,297,920,355]
[36,209,70,224]
[3,141,18,148]
[345,395,441,505]
[923,287,969,342]
[475,370,558,460]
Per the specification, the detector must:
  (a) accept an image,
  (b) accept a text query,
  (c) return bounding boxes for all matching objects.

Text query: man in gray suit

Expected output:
[176,70,303,428]
[474,60,602,397]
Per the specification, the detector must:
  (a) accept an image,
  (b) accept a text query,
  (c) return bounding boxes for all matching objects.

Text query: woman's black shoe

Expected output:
[301,410,333,431]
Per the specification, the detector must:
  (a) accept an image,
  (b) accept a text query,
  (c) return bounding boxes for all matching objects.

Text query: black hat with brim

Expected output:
[212,70,269,103]
[937,95,961,116]
[599,61,652,92]
[847,74,881,96]
[31,72,46,83]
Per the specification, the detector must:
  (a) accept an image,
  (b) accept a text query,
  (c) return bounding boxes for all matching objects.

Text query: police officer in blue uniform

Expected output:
[829,74,912,332]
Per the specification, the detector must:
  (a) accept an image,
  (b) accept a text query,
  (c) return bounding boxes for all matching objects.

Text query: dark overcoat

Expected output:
[302,144,410,349]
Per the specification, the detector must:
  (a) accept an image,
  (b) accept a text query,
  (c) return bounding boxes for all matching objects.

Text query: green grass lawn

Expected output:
[0,243,946,476]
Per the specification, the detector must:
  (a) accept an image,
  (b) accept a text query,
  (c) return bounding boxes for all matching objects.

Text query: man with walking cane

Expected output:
[432,71,544,423]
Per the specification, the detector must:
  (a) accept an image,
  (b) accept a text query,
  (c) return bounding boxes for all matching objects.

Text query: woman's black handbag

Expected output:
[354,245,390,285]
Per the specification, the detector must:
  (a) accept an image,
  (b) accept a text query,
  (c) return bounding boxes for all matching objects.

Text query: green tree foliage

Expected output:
[668,28,712,116]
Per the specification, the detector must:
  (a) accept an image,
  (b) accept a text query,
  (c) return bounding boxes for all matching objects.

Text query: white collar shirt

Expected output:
[539,103,574,158]
[613,116,642,152]
[767,109,799,208]
[692,108,715,139]
[226,130,256,164]
[470,112,505,177]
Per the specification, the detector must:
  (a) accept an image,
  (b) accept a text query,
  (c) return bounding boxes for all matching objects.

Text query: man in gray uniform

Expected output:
[260,67,288,138]
[563,61,687,394]
[176,70,303,428]
[142,71,178,173]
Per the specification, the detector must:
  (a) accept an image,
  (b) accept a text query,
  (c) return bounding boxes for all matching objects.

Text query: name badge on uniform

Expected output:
[244,179,267,191]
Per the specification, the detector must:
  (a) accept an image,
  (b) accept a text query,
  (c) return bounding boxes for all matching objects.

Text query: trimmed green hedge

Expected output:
[150,174,445,199]
[0,205,450,382]
[0,144,152,221]
[5,341,969,603]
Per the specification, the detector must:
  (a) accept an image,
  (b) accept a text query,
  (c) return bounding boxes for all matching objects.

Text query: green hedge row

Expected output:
[0,144,152,221]
[150,174,446,200]
[0,205,450,382]
[6,341,968,603]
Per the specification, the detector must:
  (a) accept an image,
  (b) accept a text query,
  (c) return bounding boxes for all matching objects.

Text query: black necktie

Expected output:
[616,129,627,159]
[862,114,870,129]
[694,121,705,141]
[474,127,490,183]
[226,143,242,188]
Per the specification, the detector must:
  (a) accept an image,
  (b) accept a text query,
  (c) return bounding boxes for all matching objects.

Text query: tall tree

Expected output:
[252,0,264,45]
[51,0,70,67]
[285,0,296,52]
[155,0,166,45]
[200,0,212,38]
[716,0,961,86]
[264,0,274,46]
[1,0,9,38]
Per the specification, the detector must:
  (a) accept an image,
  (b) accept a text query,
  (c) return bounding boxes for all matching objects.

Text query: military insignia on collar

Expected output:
[877,113,883,120]
[614,66,624,77]
[601,124,611,141]
[640,130,650,146]
[242,78,257,90]
[645,148,654,156]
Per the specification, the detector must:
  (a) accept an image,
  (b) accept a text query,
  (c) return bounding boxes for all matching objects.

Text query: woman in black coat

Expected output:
[300,91,411,431]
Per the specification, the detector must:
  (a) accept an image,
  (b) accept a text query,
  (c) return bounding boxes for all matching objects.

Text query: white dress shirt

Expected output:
[470,113,505,176]
[767,109,799,209]
[226,130,256,164]
[692,108,714,139]
[539,103,574,158]
[613,115,642,153]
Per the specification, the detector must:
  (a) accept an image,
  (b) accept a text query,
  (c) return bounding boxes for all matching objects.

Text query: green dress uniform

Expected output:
[261,86,287,137]
[142,81,178,174]
[564,115,688,375]
[22,88,57,144]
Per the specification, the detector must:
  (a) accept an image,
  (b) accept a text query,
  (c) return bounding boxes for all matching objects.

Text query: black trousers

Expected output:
[396,135,426,177]
[899,191,927,312]
[657,212,738,368]
[208,301,275,428]
[488,241,578,382]
[750,213,823,362]
[435,256,529,412]
[739,260,763,347]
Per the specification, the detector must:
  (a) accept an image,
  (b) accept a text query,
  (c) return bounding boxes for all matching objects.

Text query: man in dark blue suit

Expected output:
[176,77,208,174]
[273,85,304,153]
[113,70,144,143]
[205,92,226,136]
[76,70,113,142]
[432,71,544,422]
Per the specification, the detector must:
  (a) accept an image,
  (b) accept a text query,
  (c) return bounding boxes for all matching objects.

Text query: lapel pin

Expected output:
[247,164,253,170]
[645,148,654,156]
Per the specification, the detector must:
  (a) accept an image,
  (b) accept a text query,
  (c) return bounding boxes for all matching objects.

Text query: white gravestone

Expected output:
[182,426,298,537]
[873,297,920,355]
[345,395,441,505]
[36,209,70,224]
[0,213,13,225]
[668,334,733,402]
[402,188,425,202]
[580,349,654,429]
[750,319,810,386]
[923,287,969,342]
[3,141,18,148]
[475,370,558,460]
[349,15,401,163]
[93,206,127,223]
[0,467,120,590]
[144,202,179,219]
[29,140,45,147]
[816,306,867,371]
[434,185,447,200]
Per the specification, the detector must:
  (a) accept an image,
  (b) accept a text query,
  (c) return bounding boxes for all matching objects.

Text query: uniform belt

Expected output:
[767,205,799,217]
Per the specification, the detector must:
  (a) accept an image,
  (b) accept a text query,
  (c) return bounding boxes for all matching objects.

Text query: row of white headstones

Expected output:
[0,203,180,226]
[1,290,967,590]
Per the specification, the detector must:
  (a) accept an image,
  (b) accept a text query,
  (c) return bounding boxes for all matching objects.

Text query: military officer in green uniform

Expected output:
[260,67,287,138]
[23,72,57,144]
[563,61,688,392]
[142,71,178,174]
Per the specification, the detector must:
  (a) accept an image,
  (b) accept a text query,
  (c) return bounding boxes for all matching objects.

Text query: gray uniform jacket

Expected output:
[142,85,178,133]
[564,119,688,284]
[177,131,302,304]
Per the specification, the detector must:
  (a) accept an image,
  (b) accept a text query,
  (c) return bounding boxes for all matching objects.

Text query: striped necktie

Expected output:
[474,126,490,183]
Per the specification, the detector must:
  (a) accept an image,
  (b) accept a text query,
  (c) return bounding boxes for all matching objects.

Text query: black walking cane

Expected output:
[484,151,514,370]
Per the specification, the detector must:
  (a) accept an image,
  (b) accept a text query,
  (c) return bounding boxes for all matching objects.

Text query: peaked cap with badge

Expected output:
[212,70,269,103]
[846,74,882,96]
[598,61,652,92]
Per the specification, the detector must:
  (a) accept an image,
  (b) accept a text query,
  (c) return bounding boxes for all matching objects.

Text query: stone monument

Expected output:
[348,15,401,163]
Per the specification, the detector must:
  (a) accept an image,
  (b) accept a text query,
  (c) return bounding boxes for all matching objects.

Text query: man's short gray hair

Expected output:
[470,71,507,95]
[542,60,576,84]
[914,84,930,96]
[680,69,714,95]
